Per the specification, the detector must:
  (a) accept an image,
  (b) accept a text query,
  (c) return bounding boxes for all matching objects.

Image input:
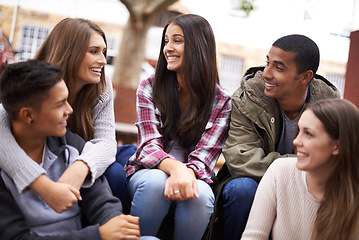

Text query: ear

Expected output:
[301,70,314,85]
[332,140,339,156]
[19,107,35,125]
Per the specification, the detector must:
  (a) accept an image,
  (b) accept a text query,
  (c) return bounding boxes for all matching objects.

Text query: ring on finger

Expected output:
[174,190,180,194]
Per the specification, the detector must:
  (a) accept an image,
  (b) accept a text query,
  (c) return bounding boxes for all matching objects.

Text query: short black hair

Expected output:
[273,34,320,75]
[0,60,62,120]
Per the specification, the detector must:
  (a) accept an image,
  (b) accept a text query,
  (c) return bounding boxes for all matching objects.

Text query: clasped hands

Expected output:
[163,164,199,201]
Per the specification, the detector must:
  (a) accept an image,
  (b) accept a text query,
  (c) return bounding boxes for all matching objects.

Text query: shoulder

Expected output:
[265,157,298,179]
[209,85,232,120]
[139,75,154,88]
[232,66,275,111]
[241,66,265,92]
[310,75,341,101]
[95,77,114,107]
[102,77,114,97]
[215,85,231,104]
[270,157,297,168]
[0,104,10,128]
[137,75,155,98]
[232,66,265,99]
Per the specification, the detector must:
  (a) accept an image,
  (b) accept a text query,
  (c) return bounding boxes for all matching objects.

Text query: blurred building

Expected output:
[0,0,352,144]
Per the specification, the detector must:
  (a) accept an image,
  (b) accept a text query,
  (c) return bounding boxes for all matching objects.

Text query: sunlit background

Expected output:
[1,0,358,145]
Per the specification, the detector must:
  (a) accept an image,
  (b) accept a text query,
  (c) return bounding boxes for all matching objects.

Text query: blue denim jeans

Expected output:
[222,177,258,240]
[128,169,214,240]
[104,144,137,203]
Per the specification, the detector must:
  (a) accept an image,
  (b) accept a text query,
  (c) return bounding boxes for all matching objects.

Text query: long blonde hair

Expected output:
[35,18,107,141]
[308,99,359,240]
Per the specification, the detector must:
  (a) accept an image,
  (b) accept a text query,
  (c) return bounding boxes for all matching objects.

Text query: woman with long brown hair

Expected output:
[242,98,359,240]
[0,18,128,211]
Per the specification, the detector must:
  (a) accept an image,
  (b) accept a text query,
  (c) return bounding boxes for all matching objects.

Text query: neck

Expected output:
[306,173,327,201]
[277,87,308,120]
[11,121,46,165]
[306,164,334,201]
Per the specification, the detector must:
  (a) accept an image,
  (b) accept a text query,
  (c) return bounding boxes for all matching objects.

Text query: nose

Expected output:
[98,52,107,65]
[293,134,301,147]
[262,65,272,80]
[164,42,174,53]
[65,101,73,115]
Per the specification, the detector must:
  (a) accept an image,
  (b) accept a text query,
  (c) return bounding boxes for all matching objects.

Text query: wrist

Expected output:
[58,160,89,189]
[186,166,197,178]
[29,174,54,195]
[73,160,90,174]
[168,160,187,176]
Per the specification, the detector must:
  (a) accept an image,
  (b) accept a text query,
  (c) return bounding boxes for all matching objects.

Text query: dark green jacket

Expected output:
[205,66,340,240]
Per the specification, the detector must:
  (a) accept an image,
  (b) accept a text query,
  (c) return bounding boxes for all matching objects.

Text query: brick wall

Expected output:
[344,30,359,108]
[113,85,138,144]
[113,85,137,124]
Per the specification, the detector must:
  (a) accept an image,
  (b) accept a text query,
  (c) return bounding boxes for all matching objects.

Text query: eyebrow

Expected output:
[266,55,288,69]
[55,98,67,105]
[300,126,315,133]
[165,33,184,38]
[88,45,107,51]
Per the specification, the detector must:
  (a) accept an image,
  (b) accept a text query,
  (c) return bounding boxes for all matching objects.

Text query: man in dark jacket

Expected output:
[206,34,340,240]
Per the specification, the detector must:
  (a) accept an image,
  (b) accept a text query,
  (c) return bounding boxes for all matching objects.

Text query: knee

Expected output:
[104,162,126,183]
[116,144,137,167]
[195,181,215,208]
[131,169,168,197]
[223,178,258,202]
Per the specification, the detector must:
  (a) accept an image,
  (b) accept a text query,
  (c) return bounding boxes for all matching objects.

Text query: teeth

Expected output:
[167,57,177,60]
[297,152,307,157]
[91,68,101,73]
[265,82,275,87]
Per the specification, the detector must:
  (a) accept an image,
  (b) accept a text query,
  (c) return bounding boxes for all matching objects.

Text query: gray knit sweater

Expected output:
[0,131,123,240]
[0,77,117,192]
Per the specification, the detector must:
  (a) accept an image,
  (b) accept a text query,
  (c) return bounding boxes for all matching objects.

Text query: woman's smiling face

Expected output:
[293,109,339,175]
[76,31,107,92]
[163,23,185,74]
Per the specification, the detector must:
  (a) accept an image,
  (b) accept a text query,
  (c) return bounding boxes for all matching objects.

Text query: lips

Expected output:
[59,119,67,126]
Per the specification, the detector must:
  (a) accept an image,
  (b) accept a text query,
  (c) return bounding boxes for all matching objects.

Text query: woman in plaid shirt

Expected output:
[125,14,231,239]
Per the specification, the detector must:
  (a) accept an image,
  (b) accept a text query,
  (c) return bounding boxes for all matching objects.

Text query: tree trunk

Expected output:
[112,17,152,88]
[112,0,178,89]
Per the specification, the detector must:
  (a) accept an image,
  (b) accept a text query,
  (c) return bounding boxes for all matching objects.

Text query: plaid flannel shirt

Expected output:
[126,76,231,184]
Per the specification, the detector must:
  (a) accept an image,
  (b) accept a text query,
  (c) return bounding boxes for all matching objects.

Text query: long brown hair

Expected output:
[35,18,107,141]
[153,14,219,148]
[308,99,359,240]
